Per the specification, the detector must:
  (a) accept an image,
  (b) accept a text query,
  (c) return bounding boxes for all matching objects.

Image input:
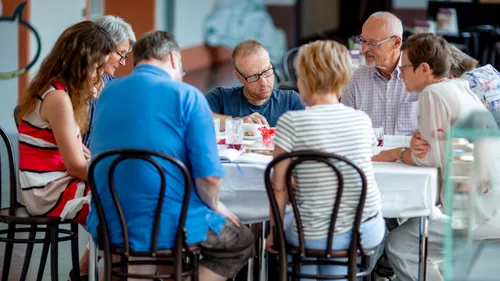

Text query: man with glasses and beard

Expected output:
[341,12,418,136]
[206,40,305,129]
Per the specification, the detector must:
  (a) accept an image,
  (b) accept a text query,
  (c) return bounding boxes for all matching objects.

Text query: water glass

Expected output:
[213,118,220,140]
[225,118,243,150]
[373,127,384,146]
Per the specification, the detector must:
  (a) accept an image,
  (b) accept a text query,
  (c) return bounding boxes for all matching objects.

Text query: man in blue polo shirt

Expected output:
[206,39,305,129]
[88,31,253,280]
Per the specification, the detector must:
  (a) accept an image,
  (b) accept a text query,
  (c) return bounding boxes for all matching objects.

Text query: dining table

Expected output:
[218,135,438,281]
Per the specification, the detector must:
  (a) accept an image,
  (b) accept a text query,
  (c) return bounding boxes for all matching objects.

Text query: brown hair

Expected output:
[17,21,115,132]
[401,33,451,78]
[295,40,352,97]
[449,45,478,77]
[231,39,266,67]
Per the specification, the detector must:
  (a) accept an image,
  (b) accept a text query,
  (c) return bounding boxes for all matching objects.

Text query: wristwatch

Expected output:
[399,147,407,161]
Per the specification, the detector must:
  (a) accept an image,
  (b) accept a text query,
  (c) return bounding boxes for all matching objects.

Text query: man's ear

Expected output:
[393,36,402,50]
[169,52,178,69]
[234,70,244,84]
[420,62,432,76]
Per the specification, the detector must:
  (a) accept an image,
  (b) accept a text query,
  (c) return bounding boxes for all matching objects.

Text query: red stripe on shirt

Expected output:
[19,142,65,172]
[18,121,57,145]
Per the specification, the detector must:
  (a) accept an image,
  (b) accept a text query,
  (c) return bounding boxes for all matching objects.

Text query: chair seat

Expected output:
[0,207,63,224]
[287,245,378,258]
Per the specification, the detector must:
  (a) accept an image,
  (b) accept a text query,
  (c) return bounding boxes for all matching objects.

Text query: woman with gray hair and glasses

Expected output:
[82,15,136,148]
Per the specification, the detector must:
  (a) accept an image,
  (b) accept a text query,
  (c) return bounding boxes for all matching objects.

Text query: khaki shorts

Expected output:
[126,221,254,280]
[200,220,255,278]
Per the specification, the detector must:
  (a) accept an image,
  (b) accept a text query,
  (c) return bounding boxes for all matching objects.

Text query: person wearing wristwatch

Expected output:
[372,33,492,281]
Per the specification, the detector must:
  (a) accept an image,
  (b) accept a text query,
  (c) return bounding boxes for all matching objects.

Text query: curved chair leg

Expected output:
[70,223,81,281]
[1,223,15,281]
[362,256,372,281]
[192,253,200,281]
[19,225,37,281]
[36,229,51,281]
[49,224,59,281]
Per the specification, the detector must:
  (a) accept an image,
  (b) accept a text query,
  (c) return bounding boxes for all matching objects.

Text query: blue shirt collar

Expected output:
[134,64,172,79]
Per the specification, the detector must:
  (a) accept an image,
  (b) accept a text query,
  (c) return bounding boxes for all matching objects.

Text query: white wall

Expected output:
[0,2,20,200]
[172,0,217,48]
[171,0,295,49]
[29,0,86,77]
[393,0,428,9]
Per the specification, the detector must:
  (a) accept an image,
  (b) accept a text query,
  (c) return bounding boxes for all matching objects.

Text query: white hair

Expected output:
[368,11,403,38]
[95,15,136,50]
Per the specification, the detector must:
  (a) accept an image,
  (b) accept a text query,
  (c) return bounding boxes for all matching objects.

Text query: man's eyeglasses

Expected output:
[356,35,397,48]
[235,66,274,83]
[115,50,129,62]
[399,63,421,73]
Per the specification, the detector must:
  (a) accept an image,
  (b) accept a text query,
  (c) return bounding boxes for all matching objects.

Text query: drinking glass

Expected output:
[213,118,220,141]
[373,127,384,147]
[225,118,243,151]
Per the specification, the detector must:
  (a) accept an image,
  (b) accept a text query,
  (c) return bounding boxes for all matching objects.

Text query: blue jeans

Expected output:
[284,212,385,280]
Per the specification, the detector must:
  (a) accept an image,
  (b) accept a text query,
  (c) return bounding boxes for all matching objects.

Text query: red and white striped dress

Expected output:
[18,82,90,225]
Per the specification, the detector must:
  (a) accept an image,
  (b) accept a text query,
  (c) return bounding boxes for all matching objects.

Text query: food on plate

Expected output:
[244,131,255,136]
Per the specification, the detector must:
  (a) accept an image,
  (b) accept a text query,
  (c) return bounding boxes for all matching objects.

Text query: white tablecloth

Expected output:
[220,161,438,224]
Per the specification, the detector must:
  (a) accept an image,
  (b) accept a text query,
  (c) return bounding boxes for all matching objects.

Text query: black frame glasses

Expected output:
[235,65,274,83]
[115,50,129,62]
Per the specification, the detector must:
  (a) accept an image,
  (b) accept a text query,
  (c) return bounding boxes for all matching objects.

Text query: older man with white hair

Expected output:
[341,12,418,136]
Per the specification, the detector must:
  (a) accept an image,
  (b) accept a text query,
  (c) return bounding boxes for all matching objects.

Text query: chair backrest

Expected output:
[463,25,499,66]
[282,47,299,82]
[264,151,368,276]
[88,149,192,259]
[0,126,18,213]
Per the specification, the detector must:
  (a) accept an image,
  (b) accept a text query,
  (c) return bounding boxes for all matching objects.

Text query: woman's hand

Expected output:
[266,232,279,254]
[82,145,91,160]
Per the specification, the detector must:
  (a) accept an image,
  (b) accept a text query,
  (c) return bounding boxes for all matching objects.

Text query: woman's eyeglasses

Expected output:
[115,50,129,62]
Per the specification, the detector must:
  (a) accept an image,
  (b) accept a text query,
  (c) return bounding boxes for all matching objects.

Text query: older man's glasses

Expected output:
[235,66,274,83]
[356,35,397,48]
[115,50,129,62]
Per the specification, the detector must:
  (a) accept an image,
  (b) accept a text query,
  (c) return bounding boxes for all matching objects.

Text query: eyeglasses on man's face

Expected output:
[115,50,129,62]
[399,63,421,73]
[356,35,397,48]
[235,66,274,83]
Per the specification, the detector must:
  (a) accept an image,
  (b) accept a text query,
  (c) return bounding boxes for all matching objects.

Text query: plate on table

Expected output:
[243,135,261,140]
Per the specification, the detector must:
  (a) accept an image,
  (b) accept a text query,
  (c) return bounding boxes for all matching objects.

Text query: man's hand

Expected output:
[215,201,240,227]
[410,132,429,159]
[372,149,398,162]
[82,145,91,160]
[243,112,269,126]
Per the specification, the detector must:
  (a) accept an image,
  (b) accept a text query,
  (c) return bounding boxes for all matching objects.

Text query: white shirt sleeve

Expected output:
[411,90,451,169]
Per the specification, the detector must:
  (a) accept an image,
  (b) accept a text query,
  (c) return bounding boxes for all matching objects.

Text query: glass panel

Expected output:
[444,111,500,280]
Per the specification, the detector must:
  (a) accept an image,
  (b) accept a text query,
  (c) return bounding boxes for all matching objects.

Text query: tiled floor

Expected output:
[0,223,92,281]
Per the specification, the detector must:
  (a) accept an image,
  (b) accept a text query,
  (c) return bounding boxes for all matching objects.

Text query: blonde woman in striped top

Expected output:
[266,40,385,277]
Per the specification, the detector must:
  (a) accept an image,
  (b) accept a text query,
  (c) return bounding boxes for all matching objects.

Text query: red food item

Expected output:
[258,127,276,145]
[217,139,226,145]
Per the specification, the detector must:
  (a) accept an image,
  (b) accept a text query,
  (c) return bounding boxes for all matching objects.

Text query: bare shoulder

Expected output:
[40,90,73,120]
[42,90,72,108]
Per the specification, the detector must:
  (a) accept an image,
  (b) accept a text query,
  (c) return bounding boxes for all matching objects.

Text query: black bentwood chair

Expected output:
[264,150,377,281]
[88,149,200,281]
